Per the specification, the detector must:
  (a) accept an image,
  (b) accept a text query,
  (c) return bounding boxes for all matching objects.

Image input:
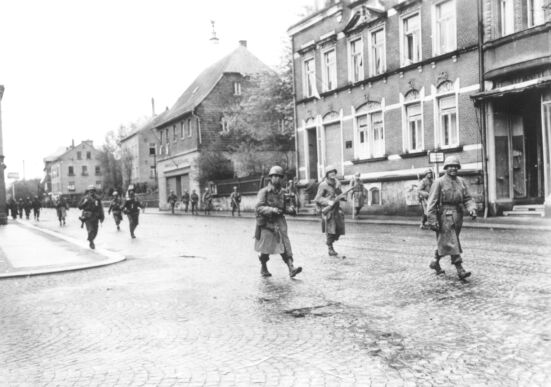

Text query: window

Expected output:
[438,95,458,147]
[526,0,545,27]
[221,117,230,133]
[500,0,515,35]
[303,57,316,98]
[150,165,156,178]
[434,0,456,55]
[165,129,169,144]
[370,187,381,205]
[402,13,421,65]
[355,103,385,159]
[77,151,82,160]
[81,165,88,176]
[149,143,156,156]
[234,82,242,96]
[349,38,364,83]
[321,48,337,92]
[95,166,101,175]
[86,151,91,160]
[68,182,75,192]
[187,119,192,137]
[357,115,368,158]
[173,125,177,141]
[68,166,74,176]
[406,103,423,152]
[160,131,163,144]
[369,28,386,75]
[370,111,385,157]
[180,122,185,139]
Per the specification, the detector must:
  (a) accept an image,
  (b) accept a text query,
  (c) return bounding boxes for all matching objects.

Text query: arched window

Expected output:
[305,117,316,128]
[404,89,420,102]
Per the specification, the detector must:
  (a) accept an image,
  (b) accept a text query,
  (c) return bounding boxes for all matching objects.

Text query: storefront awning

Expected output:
[471,77,551,101]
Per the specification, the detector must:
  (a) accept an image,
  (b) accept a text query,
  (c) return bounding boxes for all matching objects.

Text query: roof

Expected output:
[120,112,167,143]
[43,147,69,163]
[155,45,273,128]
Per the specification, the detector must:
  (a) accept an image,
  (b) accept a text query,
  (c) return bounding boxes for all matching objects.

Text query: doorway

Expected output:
[307,128,318,180]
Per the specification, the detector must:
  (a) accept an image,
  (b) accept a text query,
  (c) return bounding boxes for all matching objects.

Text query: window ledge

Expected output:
[351,155,388,164]
[400,150,427,158]
[433,145,463,153]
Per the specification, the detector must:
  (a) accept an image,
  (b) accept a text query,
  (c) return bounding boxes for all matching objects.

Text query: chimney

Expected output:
[71,139,75,148]
[151,97,156,116]
[239,40,247,48]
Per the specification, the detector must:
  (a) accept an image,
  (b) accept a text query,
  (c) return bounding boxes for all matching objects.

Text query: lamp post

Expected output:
[0,85,7,225]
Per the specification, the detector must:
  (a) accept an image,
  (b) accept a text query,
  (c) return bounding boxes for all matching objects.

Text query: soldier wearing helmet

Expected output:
[418,168,434,229]
[108,190,124,231]
[314,165,347,257]
[350,172,367,219]
[426,156,477,280]
[254,165,302,278]
[122,188,144,239]
[202,187,213,216]
[78,185,105,249]
[230,186,242,217]
[168,189,178,215]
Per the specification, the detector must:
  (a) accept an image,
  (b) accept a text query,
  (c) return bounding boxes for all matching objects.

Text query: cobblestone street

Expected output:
[1,209,550,386]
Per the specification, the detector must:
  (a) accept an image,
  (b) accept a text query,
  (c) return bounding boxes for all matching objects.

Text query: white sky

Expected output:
[0,0,313,181]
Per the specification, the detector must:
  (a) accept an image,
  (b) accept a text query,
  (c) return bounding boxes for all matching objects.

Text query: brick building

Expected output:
[472,0,551,215]
[154,41,272,209]
[289,0,485,214]
[44,140,103,199]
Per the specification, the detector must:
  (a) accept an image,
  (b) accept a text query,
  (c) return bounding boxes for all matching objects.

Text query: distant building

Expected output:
[44,140,102,198]
[154,40,273,209]
[289,0,484,214]
[119,115,162,190]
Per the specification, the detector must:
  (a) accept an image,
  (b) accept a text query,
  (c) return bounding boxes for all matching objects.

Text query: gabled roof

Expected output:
[156,45,273,128]
[44,147,67,163]
[120,111,167,143]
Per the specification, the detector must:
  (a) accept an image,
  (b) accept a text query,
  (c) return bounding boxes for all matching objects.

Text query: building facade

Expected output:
[44,140,103,198]
[120,116,160,190]
[473,0,551,215]
[154,41,273,209]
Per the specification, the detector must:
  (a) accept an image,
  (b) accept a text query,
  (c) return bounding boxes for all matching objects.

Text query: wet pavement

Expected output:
[0,208,550,386]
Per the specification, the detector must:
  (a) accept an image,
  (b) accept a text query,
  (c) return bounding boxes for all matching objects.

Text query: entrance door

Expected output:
[324,122,342,177]
[494,113,526,200]
[307,128,318,180]
[175,176,182,198]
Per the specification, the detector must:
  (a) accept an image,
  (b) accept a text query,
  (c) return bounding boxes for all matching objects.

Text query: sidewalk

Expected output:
[0,220,125,279]
[147,208,551,231]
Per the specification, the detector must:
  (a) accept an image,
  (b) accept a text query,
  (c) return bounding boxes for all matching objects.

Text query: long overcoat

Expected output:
[350,179,367,208]
[426,174,476,256]
[254,183,293,256]
[314,178,345,236]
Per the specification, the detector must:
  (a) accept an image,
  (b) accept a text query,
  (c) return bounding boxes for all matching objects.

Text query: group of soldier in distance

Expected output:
[5,155,476,281]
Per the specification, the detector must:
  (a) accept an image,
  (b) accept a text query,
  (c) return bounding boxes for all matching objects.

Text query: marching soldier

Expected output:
[122,188,144,239]
[182,190,190,213]
[55,194,69,226]
[168,190,178,214]
[426,156,477,280]
[350,172,367,219]
[202,188,213,216]
[190,190,199,215]
[78,185,105,249]
[17,198,24,219]
[32,195,42,221]
[23,196,32,220]
[108,191,124,231]
[418,169,434,229]
[315,165,348,257]
[8,197,18,220]
[254,166,302,278]
[230,186,241,217]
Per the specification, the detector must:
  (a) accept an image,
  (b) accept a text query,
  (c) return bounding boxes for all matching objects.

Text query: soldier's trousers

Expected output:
[183,202,189,212]
[33,208,40,219]
[259,253,292,264]
[232,205,240,216]
[326,233,340,246]
[191,203,197,214]
[127,214,139,235]
[85,219,99,242]
[24,208,31,218]
[113,212,122,225]
[434,250,462,265]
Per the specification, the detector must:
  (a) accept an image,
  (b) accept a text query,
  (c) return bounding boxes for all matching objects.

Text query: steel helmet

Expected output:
[86,185,96,192]
[268,166,284,177]
[112,191,118,196]
[424,168,433,176]
[325,165,337,177]
[443,155,461,170]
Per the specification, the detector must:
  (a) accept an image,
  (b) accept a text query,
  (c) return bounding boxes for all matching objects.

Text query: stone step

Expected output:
[503,210,544,217]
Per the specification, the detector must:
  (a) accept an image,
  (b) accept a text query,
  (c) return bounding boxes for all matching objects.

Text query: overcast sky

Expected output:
[0,0,313,181]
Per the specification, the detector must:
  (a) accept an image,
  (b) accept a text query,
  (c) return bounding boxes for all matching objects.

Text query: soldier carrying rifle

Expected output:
[426,156,477,280]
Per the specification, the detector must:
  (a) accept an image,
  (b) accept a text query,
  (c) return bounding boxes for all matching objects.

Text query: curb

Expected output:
[0,222,126,279]
[145,210,551,231]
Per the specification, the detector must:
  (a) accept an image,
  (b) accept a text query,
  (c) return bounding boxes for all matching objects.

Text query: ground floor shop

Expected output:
[156,150,199,210]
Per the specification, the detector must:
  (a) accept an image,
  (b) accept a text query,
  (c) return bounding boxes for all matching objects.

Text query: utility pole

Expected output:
[0,85,7,225]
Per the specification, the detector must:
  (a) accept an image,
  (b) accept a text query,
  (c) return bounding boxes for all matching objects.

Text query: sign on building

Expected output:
[428,152,445,163]
[7,172,19,179]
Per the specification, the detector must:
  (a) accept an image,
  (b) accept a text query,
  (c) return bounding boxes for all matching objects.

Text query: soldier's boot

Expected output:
[429,249,445,275]
[284,256,302,278]
[451,255,471,280]
[89,240,95,250]
[328,244,338,256]
[259,255,271,277]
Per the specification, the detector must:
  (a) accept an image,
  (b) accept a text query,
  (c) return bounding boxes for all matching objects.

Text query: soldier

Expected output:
[168,190,178,214]
[55,194,69,226]
[315,165,348,257]
[17,198,24,219]
[182,190,190,213]
[8,197,18,220]
[350,172,367,219]
[108,191,124,231]
[202,188,212,216]
[230,186,241,217]
[190,190,199,215]
[122,189,144,239]
[418,169,434,229]
[426,156,477,280]
[254,166,302,278]
[32,195,42,221]
[23,196,32,220]
[286,178,300,212]
[78,185,105,249]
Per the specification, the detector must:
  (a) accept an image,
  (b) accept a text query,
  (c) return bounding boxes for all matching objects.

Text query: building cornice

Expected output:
[287,2,344,37]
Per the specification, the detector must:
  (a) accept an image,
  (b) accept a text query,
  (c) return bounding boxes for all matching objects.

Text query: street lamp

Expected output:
[0,85,7,225]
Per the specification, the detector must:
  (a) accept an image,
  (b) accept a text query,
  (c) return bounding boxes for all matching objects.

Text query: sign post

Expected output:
[428,151,445,176]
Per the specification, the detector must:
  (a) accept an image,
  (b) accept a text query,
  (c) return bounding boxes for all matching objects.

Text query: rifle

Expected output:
[321,185,354,216]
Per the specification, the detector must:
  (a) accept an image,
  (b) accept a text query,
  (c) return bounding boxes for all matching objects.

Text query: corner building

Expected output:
[289,0,484,214]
